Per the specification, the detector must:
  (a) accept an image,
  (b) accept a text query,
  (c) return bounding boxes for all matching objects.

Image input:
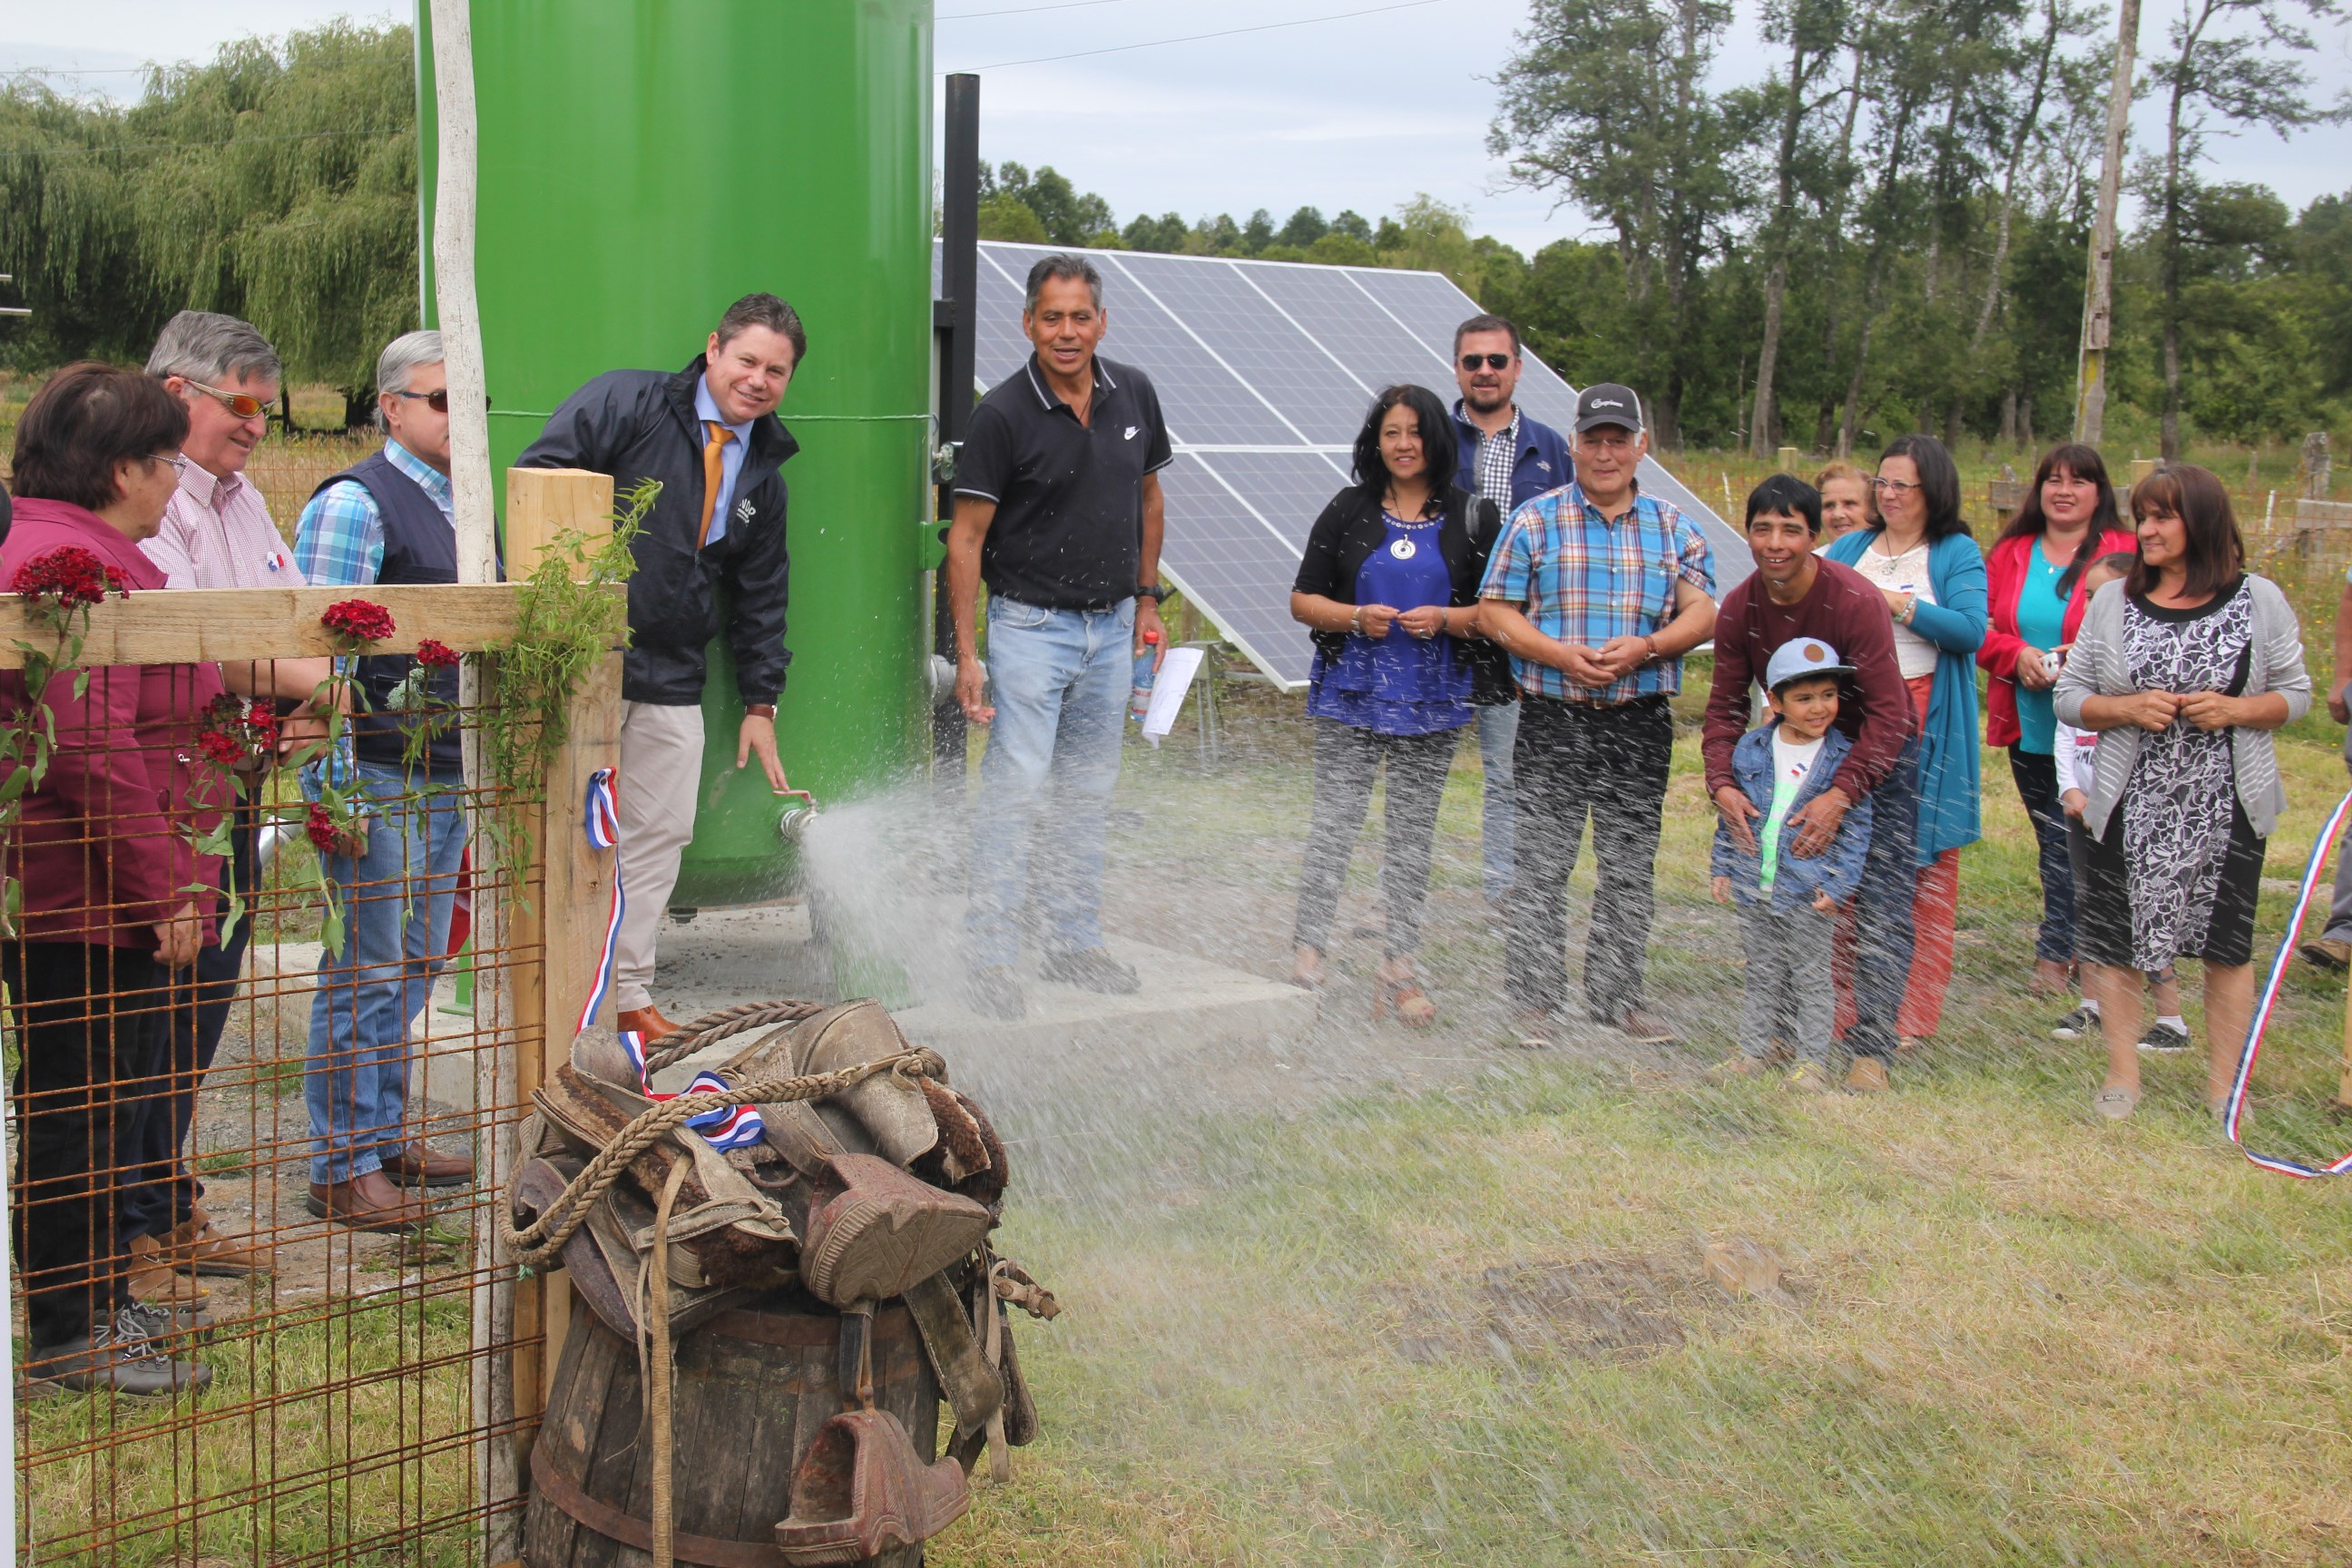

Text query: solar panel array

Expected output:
[944,240,1749,687]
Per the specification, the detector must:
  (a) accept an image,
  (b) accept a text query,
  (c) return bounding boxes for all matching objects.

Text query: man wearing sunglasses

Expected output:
[516,294,803,1045]
[287,329,474,1232]
[119,311,341,1298]
[1450,315,1573,915]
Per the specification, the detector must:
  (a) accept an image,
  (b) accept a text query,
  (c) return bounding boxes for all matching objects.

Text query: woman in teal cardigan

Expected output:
[1824,435,1987,1048]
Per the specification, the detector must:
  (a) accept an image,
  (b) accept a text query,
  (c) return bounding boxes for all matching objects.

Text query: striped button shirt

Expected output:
[1477,480,1716,703]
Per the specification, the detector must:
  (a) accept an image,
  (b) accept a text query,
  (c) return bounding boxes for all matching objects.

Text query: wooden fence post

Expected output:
[492,468,622,1489]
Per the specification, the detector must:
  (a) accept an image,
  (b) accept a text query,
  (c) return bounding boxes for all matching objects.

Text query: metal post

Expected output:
[2073,0,2141,446]
[932,74,981,782]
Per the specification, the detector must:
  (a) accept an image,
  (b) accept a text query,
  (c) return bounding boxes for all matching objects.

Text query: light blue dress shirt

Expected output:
[692,375,754,546]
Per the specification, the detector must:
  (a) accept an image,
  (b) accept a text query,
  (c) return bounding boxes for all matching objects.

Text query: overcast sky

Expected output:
[9,0,2352,255]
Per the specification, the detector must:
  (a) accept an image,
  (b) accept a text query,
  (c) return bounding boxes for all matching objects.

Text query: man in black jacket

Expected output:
[516,294,801,1040]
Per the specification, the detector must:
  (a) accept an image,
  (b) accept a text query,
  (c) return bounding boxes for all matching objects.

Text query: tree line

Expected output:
[5,5,2351,456]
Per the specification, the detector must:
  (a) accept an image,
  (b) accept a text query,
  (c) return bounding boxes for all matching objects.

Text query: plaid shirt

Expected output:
[293,438,453,588]
[1470,408,1521,511]
[1478,480,1716,703]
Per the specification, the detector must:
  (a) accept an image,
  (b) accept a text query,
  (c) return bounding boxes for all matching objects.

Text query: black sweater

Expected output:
[1289,483,1513,706]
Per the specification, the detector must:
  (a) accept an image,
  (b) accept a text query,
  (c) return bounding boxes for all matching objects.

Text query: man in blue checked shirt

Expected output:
[1475,382,1717,1048]
[290,329,473,1235]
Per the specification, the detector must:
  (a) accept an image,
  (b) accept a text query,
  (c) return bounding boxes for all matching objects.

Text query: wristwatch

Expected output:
[1134,583,1169,602]
[744,703,777,719]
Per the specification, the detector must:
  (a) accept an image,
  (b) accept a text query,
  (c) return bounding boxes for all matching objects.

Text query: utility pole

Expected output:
[2073,0,2141,446]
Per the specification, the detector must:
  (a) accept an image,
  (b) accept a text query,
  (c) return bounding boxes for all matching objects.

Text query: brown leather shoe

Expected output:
[1612,1007,1679,1045]
[1845,1056,1892,1094]
[127,1235,209,1307]
[378,1141,475,1190]
[616,1004,681,1043]
[306,1170,433,1234]
[164,1210,271,1277]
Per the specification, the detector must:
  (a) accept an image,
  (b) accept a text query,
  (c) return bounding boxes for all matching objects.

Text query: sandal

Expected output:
[2092,1084,2139,1122]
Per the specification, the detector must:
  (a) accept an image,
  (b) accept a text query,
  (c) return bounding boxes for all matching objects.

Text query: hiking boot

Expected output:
[963,965,1026,1022]
[1040,946,1141,995]
[1844,1057,1890,1094]
[1784,1062,1838,1094]
[121,1298,214,1349]
[27,1307,211,1396]
[379,1141,475,1189]
[2137,1019,2191,1054]
[164,1210,270,1278]
[2050,1004,2099,1041]
[1609,1007,1678,1046]
[2300,936,2351,973]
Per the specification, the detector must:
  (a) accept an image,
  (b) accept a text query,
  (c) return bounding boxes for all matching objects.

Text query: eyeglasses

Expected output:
[1871,476,1921,495]
[1459,353,1513,372]
[391,388,450,414]
[179,377,270,419]
[146,452,189,475]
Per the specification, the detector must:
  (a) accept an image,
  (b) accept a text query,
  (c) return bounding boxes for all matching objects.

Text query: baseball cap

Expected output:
[1764,638,1856,693]
[1574,383,1644,434]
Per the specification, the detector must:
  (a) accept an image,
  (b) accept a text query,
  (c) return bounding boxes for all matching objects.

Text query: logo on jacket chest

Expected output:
[734,498,756,524]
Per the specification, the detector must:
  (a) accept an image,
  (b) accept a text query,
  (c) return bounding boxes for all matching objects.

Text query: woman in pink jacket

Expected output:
[1979,443,2138,1005]
[5,363,225,1396]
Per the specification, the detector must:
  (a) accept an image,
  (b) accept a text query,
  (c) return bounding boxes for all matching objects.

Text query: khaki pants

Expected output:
[613,701,703,1012]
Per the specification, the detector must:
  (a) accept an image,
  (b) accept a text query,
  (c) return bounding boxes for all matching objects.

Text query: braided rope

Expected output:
[503,1050,928,1269]
[638,998,829,1074]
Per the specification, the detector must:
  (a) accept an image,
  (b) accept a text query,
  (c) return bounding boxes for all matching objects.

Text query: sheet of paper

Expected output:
[1141,647,1205,741]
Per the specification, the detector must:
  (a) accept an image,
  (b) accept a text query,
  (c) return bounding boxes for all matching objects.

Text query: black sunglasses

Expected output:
[391,388,451,413]
[1459,353,1513,371]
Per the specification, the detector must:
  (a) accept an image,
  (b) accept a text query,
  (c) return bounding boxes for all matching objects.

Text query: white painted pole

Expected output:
[429,0,496,589]
[424,5,516,1563]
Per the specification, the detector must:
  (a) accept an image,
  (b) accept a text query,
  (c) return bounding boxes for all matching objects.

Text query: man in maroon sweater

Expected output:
[1704,475,1918,1091]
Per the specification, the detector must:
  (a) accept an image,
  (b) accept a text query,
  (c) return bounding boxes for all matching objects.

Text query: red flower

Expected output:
[320,599,397,643]
[13,546,114,610]
[197,730,244,767]
[306,803,341,854]
[415,638,460,669]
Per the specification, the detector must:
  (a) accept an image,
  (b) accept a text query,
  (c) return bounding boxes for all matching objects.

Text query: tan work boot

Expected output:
[165,1210,272,1278]
[127,1234,210,1308]
[1845,1057,1891,1094]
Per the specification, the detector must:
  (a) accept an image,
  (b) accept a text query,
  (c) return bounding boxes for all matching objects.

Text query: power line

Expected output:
[943,0,1447,73]
[940,0,1152,18]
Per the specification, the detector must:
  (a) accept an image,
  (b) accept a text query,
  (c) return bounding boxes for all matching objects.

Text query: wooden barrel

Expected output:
[524,1289,941,1568]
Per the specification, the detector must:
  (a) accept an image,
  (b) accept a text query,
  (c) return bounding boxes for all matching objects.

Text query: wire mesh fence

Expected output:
[1,582,607,1568]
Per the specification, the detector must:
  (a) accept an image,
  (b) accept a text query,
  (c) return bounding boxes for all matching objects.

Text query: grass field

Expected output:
[919,681,2352,1567]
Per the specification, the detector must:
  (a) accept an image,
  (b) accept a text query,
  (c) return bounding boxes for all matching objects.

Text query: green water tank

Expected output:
[416,0,936,906]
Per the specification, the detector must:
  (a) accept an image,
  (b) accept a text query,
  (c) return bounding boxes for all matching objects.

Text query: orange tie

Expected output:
[698,421,737,547]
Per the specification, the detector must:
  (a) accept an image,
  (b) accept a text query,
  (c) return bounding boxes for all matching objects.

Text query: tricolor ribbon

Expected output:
[2228,788,2352,1177]
[575,768,624,1035]
[574,766,765,1152]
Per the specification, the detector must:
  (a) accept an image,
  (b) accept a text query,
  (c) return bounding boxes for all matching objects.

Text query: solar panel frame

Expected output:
[938,240,1749,691]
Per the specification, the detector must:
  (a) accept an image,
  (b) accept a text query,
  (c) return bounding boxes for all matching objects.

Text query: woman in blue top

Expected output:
[1288,384,1505,1025]
[1823,433,1988,1049]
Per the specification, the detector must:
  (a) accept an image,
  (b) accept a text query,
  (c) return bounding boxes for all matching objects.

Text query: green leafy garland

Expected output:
[475,478,653,887]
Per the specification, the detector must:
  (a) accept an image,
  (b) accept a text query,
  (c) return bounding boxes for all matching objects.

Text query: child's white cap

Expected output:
[1765,638,1857,693]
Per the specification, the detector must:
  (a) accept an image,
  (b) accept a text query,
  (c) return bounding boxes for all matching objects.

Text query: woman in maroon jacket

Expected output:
[1980,444,2138,1003]
[5,363,224,1396]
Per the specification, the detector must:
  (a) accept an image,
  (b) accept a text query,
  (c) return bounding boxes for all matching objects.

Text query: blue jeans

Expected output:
[304,760,468,1184]
[965,597,1133,971]
[1845,735,1921,1058]
[1477,701,1518,900]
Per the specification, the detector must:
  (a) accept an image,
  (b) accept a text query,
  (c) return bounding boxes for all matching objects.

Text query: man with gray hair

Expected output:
[123,311,338,1304]
[946,252,1172,1019]
[288,328,472,1233]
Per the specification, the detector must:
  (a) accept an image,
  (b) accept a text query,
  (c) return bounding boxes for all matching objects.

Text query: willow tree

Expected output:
[1,21,417,422]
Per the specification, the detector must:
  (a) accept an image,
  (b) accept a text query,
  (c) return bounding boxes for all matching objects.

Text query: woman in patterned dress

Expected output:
[2054,466,2310,1121]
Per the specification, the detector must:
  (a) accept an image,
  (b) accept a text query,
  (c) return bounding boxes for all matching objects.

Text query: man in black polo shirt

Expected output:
[948,252,1172,1020]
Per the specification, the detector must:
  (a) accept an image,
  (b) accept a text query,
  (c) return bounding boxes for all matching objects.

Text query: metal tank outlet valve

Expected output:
[778,788,821,842]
